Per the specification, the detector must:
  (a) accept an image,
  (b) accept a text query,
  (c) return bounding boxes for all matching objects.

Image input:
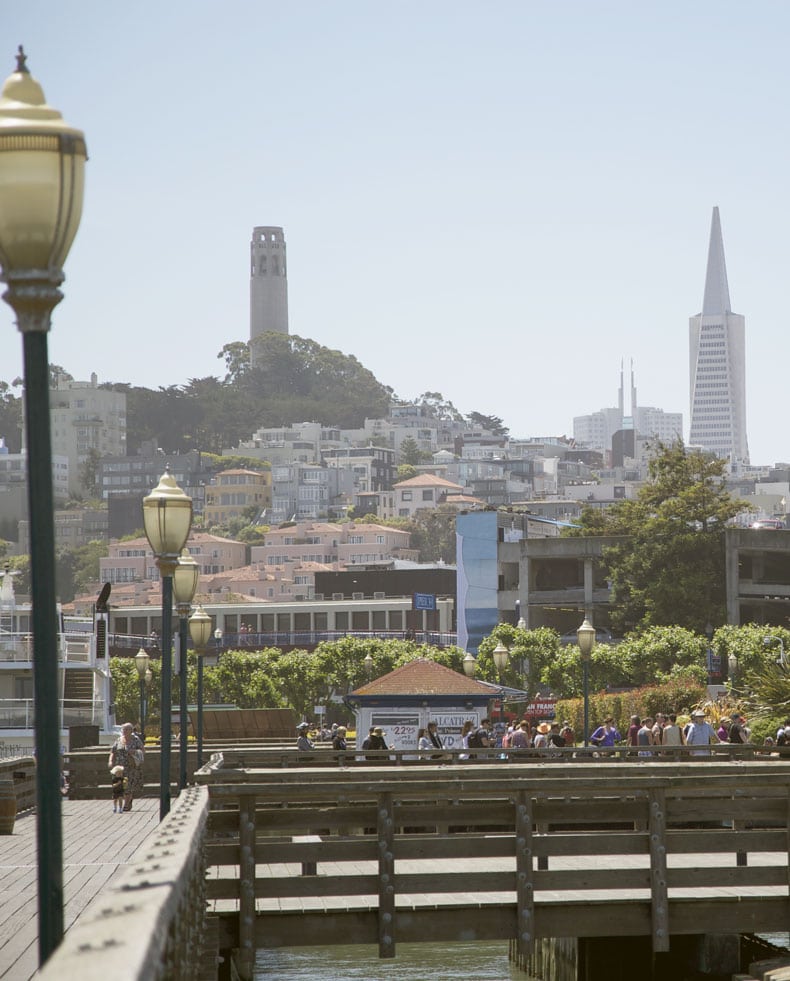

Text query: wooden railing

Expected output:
[196,759,790,980]
[38,785,212,981]
[0,755,36,812]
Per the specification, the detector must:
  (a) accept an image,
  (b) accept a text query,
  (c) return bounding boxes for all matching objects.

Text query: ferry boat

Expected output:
[0,569,114,758]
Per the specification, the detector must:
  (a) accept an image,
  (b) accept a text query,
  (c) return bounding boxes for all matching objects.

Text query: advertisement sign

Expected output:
[429,711,480,749]
[369,713,420,751]
[524,698,557,721]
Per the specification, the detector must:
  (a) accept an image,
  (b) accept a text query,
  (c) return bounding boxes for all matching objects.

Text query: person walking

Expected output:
[685,709,719,756]
[108,722,144,812]
[662,713,685,751]
[728,712,749,745]
[110,765,125,814]
[458,720,474,760]
[296,722,314,751]
[637,717,655,757]
[590,717,621,748]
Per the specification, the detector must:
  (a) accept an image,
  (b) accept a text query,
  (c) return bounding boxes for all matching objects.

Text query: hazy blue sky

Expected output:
[4,2,789,464]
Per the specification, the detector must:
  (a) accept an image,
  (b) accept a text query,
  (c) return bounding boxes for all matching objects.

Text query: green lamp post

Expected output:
[173,549,200,789]
[142,468,192,819]
[0,47,87,966]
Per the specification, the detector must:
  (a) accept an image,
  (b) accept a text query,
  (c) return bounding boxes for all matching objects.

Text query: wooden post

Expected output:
[515,789,535,959]
[377,791,396,958]
[648,789,670,953]
[237,793,257,980]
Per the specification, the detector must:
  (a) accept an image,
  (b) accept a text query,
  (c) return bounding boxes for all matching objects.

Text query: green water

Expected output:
[254,937,790,980]
[255,942,519,979]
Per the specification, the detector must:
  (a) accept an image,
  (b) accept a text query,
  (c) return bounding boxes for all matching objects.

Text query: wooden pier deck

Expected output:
[0,799,160,980]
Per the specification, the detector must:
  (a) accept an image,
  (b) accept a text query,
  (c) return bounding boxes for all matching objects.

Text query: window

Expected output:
[401,491,412,501]
[422,489,433,501]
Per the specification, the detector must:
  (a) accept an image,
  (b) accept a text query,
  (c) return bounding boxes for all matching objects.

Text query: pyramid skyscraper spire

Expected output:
[689,207,749,464]
[702,206,732,316]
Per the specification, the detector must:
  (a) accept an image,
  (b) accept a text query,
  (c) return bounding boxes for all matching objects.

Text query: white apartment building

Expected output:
[48,372,126,497]
[386,474,464,520]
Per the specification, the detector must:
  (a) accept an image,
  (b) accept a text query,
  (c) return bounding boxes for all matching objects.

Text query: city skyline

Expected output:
[4,3,790,465]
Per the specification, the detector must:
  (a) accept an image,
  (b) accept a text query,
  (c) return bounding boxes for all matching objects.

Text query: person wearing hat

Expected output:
[365,726,390,761]
[533,721,551,749]
[685,709,718,755]
[728,712,749,745]
[296,722,314,752]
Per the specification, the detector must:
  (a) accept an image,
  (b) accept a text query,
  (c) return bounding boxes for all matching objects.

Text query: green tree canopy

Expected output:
[566,441,748,633]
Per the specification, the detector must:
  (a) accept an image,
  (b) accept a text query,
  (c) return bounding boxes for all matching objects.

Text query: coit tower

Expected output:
[250,226,289,362]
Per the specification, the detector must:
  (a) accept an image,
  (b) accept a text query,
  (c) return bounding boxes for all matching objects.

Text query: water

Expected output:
[255,937,790,980]
[255,942,519,980]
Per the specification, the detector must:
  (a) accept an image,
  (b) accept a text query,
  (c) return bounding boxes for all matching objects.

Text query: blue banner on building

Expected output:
[413,592,437,611]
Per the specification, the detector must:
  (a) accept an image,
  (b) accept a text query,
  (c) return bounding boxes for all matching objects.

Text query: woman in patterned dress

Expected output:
[108,722,144,811]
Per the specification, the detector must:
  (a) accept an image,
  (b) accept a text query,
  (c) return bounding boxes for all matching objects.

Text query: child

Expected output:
[110,764,125,813]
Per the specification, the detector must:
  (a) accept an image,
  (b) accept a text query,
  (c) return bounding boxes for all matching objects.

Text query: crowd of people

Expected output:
[294,708,771,758]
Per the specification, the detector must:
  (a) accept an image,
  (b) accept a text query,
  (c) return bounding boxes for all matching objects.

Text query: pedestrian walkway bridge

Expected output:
[25,757,790,979]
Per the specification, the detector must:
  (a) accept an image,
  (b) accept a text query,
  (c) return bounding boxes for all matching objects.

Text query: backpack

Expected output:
[467,728,486,749]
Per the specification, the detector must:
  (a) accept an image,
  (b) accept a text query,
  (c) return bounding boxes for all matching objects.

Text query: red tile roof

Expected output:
[353,658,490,696]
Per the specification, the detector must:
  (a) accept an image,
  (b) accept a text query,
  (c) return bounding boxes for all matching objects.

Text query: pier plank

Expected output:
[0,798,159,981]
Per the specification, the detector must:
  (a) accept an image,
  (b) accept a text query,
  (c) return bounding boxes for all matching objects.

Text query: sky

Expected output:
[3,2,790,465]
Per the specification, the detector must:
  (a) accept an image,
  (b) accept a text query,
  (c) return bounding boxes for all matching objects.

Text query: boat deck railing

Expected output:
[0,698,106,729]
[0,631,92,663]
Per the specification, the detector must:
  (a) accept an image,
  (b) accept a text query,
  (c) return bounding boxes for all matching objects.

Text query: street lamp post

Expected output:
[142,468,192,820]
[363,651,374,680]
[764,635,786,670]
[462,652,477,678]
[214,627,223,655]
[188,605,213,768]
[492,640,509,725]
[0,48,87,964]
[577,618,596,747]
[173,550,200,790]
[134,648,150,741]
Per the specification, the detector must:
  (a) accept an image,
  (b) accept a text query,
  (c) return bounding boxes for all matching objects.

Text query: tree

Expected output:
[399,438,424,467]
[408,506,458,563]
[467,411,509,436]
[567,441,747,633]
[79,448,102,497]
[396,463,418,482]
[477,624,562,693]
[217,341,251,383]
[416,392,463,421]
[0,380,22,452]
